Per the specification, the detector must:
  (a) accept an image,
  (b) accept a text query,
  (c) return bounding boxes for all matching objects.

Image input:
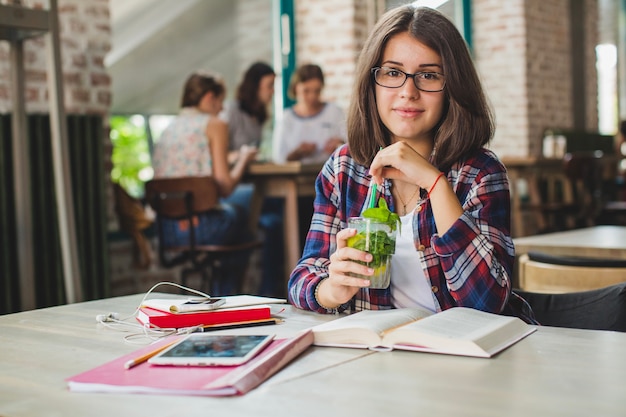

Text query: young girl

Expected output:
[288,6,533,322]
[221,61,276,157]
[272,64,346,164]
[153,71,257,198]
[152,71,257,293]
[220,62,284,297]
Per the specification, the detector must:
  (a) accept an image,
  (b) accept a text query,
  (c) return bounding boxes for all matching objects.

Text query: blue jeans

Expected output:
[160,203,253,295]
[221,184,285,297]
[160,204,251,247]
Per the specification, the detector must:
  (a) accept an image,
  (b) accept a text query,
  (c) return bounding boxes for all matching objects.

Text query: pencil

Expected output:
[124,339,178,370]
[200,318,282,331]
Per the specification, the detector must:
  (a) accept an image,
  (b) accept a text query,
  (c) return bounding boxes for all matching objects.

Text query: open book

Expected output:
[312,307,536,358]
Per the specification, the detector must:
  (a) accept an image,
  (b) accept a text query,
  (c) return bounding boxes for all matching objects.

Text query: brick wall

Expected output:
[584,0,600,130]
[0,0,111,114]
[473,0,599,157]
[474,0,529,157]
[523,0,573,156]
[294,0,377,113]
[0,0,113,220]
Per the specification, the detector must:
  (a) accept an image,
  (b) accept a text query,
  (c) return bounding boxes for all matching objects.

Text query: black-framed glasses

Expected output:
[371,67,446,92]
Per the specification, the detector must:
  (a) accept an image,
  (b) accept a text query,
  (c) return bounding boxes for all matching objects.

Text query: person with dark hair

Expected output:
[221,61,276,154]
[288,6,534,323]
[272,63,346,163]
[152,70,257,293]
[220,62,284,297]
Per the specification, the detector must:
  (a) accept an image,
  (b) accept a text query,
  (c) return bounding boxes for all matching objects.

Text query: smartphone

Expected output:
[148,334,275,366]
[172,297,225,313]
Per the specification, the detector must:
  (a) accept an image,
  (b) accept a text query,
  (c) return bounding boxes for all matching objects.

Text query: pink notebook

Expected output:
[67,330,313,397]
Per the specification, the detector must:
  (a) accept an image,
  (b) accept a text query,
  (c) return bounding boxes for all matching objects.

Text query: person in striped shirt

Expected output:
[288,5,534,323]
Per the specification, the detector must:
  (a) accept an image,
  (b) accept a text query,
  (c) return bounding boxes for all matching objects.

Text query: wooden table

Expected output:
[246,161,323,284]
[514,225,626,259]
[1,294,625,417]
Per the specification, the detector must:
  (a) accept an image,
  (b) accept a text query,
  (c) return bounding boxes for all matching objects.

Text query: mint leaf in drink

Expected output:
[361,198,400,232]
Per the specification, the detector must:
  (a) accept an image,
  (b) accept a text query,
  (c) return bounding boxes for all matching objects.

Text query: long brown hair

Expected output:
[180,70,225,108]
[236,61,275,124]
[347,6,494,170]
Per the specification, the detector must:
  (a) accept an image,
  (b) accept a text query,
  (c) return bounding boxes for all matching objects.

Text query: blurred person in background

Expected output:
[222,62,276,160]
[220,62,284,297]
[152,70,257,293]
[272,64,346,164]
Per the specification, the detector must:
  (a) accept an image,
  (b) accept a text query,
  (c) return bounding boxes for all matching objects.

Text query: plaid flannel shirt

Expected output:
[288,145,535,323]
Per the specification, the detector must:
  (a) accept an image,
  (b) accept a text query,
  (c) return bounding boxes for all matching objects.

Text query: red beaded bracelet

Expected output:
[427,172,445,197]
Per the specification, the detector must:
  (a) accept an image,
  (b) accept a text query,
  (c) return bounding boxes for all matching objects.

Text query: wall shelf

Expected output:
[0,3,49,40]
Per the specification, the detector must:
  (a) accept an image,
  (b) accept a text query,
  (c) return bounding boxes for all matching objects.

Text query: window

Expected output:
[109,114,175,198]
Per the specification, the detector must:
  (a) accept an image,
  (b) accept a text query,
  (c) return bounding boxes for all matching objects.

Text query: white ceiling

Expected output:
[107,0,272,115]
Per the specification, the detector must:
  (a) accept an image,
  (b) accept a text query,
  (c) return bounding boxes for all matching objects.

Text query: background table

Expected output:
[1,294,625,416]
[246,161,323,284]
[513,225,626,259]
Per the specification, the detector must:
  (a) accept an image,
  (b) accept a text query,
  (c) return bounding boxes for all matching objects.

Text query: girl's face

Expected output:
[374,31,445,146]
[295,78,323,110]
[257,74,276,105]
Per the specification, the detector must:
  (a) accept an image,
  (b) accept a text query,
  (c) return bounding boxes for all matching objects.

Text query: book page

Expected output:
[382,307,534,357]
[312,308,432,347]
[401,308,509,339]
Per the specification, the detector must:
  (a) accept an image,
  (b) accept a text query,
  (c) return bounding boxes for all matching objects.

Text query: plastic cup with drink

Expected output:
[346,198,399,289]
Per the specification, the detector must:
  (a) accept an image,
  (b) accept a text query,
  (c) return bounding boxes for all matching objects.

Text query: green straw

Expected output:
[369,146,383,209]
[369,182,377,209]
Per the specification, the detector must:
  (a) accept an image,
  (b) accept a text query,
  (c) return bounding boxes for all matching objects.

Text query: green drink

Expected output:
[346,199,399,289]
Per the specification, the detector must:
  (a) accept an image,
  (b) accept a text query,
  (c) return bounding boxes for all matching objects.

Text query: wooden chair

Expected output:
[144,176,262,294]
[525,169,578,232]
[517,251,626,294]
[562,152,607,226]
[516,283,626,331]
[520,152,607,234]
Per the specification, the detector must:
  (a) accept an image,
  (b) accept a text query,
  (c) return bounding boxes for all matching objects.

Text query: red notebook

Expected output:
[67,331,314,397]
[136,305,272,329]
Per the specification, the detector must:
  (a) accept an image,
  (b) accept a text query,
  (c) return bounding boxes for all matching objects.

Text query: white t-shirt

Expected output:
[390,211,437,313]
[272,102,346,163]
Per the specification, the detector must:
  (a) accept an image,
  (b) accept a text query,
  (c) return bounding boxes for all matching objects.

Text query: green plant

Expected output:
[109,115,151,198]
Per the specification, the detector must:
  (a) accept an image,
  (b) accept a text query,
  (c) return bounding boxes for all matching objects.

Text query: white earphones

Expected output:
[94,281,213,343]
[95,312,121,323]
